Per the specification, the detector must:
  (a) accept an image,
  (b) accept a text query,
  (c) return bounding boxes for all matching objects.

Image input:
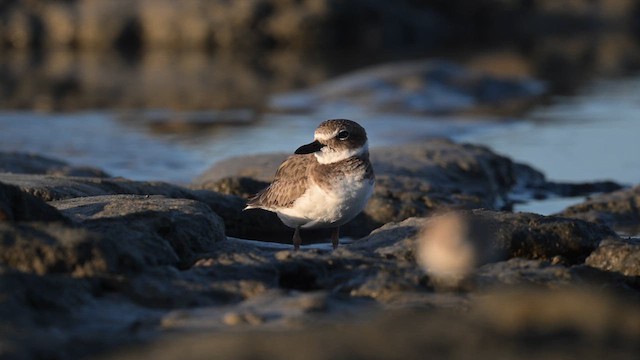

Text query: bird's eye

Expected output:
[337,130,350,140]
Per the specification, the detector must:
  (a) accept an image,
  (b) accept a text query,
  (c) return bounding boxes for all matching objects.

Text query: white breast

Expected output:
[276,174,374,229]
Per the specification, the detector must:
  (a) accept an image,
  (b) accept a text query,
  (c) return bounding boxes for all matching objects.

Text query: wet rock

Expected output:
[586,237,640,276]
[0,152,109,177]
[271,60,546,114]
[558,185,640,233]
[0,182,68,223]
[50,195,225,269]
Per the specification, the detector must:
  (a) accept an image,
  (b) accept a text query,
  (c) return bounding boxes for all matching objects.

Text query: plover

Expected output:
[245,119,375,250]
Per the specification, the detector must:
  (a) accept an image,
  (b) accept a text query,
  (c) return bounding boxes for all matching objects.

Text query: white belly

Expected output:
[277,176,374,229]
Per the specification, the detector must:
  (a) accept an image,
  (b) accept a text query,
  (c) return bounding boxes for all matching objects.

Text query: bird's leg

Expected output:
[331,227,340,250]
[292,226,302,251]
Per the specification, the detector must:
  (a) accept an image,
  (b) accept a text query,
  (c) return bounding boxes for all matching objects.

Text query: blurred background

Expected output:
[1,0,639,210]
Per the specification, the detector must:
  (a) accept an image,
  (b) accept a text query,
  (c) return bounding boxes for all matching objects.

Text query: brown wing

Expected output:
[246,154,313,210]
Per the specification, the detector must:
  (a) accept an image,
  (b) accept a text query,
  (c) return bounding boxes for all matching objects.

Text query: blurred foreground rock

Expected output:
[106,288,640,360]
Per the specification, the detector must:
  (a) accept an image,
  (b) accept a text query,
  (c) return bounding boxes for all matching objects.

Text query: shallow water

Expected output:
[1,75,639,217]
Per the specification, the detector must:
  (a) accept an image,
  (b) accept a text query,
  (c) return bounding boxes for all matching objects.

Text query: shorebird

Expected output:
[245,119,375,250]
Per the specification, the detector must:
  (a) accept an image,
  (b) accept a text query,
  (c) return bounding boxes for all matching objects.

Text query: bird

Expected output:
[244,119,375,250]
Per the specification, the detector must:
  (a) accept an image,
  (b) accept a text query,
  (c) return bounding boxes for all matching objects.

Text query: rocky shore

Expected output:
[1,141,639,359]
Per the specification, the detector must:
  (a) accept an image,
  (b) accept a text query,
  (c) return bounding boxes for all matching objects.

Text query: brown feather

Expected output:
[246,154,315,209]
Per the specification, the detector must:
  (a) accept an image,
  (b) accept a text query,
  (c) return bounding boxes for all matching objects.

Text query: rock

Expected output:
[586,238,640,276]
[0,265,161,360]
[0,182,68,223]
[190,189,292,242]
[192,176,269,199]
[355,209,617,265]
[101,288,640,360]
[0,152,109,177]
[0,173,194,201]
[270,60,546,114]
[51,195,225,269]
[193,153,289,184]
[0,222,116,276]
[1,204,638,360]
[0,172,277,242]
[557,185,640,233]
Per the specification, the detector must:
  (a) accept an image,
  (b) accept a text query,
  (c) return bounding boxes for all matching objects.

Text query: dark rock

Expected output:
[0,222,115,276]
[103,288,640,360]
[540,180,623,197]
[0,265,161,360]
[50,195,225,269]
[0,152,110,177]
[1,205,638,360]
[557,185,640,233]
[190,189,293,242]
[0,181,68,223]
[0,173,195,201]
[271,60,546,114]
[0,172,277,242]
[586,237,640,277]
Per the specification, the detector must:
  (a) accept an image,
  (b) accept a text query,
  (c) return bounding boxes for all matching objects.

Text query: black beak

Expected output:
[295,140,325,154]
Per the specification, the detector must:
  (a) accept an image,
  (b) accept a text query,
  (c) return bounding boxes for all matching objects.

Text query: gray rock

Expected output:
[51,195,225,269]
[0,152,109,177]
[0,173,194,202]
[0,172,277,242]
[586,237,640,276]
[558,185,640,234]
[0,181,68,223]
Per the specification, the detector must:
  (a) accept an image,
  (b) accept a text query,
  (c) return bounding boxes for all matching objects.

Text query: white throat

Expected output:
[314,140,368,164]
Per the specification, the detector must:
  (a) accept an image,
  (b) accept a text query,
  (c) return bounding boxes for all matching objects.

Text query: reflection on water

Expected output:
[2,32,640,111]
[458,76,640,185]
